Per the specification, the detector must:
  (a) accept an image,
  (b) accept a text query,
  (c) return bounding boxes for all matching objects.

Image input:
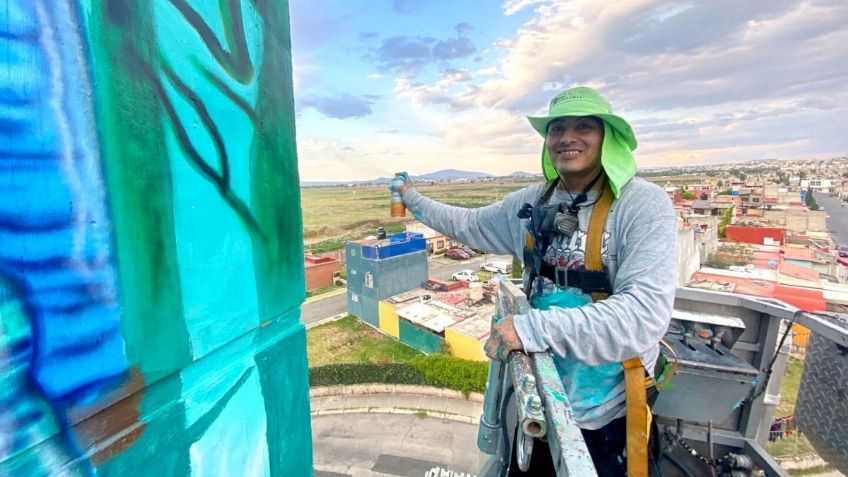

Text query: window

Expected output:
[437,240,444,249]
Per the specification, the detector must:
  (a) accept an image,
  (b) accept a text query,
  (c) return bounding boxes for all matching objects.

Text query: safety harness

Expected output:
[521,179,652,477]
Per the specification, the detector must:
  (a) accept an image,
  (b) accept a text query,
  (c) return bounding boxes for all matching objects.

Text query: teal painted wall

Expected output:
[0,1,311,476]
[399,320,445,355]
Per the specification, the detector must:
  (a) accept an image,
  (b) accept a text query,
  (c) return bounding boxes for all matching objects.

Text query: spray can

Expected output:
[390,172,407,217]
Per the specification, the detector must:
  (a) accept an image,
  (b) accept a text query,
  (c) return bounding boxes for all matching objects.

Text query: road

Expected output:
[312,413,481,477]
[818,194,848,246]
[300,253,512,325]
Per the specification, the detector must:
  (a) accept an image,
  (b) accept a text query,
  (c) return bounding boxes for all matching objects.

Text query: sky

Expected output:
[289,0,848,182]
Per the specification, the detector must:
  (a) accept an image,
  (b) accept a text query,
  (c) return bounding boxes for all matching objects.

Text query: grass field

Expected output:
[306,316,422,367]
[766,357,817,458]
[300,179,534,249]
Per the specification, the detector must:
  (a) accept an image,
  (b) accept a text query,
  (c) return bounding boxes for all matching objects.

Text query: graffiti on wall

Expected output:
[0,0,310,476]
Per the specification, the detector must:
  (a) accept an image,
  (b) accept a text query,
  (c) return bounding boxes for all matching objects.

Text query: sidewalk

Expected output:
[304,286,347,305]
[311,384,484,424]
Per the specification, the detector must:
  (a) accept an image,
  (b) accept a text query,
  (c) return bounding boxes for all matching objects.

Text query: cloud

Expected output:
[382,0,847,174]
[432,37,476,60]
[298,93,374,119]
[503,0,551,16]
[393,68,476,110]
[455,22,474,36]
[392,0,424,14]
[373,36,436,74]
[297,0,848,180]
[372,34,477,75]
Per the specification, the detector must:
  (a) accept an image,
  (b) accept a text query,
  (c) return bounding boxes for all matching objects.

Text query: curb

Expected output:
[304,287,348,305]
[310,385,485,424]
[305,313,348,329]
[310,384,484,402]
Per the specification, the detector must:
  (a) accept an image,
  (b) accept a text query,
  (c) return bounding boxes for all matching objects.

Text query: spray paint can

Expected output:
[390,172,407,217]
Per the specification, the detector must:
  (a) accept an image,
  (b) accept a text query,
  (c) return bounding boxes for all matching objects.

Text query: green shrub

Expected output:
[309,363,426,387]
[308,355,489,397]
[409,355,488,397]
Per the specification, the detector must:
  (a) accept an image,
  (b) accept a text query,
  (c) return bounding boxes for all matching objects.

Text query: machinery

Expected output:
[478,282,848,476]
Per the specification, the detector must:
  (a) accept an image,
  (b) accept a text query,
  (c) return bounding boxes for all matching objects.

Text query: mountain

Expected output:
[412,169,493,181]
[301,169,498,187]
[508,171,538,178]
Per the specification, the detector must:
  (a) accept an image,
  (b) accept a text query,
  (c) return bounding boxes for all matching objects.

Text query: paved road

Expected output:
[818,194,848,246]
[312,413,482,477]
[300,254,512,325]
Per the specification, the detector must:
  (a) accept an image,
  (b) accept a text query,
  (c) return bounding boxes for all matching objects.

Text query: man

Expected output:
[392,86,677,475]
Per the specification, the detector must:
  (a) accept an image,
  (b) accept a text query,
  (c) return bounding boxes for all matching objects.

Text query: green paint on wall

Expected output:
[0,0,310,475]
[399,320,445,355]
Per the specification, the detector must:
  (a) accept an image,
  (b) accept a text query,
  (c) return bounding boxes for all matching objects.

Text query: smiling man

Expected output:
[392,86,677,475]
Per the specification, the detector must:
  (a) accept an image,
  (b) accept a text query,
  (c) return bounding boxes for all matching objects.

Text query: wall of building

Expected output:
[677,226,700,286]
[444,328,486,361]
[763,209,828,232]
[1,2,311,475]
[305,257,340,291]
[726,226,786,245]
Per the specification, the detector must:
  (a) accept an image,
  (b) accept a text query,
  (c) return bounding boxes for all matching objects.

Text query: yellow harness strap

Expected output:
[585,185,649,477]
[523,181,650,476]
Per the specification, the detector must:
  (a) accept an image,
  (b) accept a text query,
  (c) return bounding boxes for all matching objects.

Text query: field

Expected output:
[306,316,421,367]
[300,179,534,251]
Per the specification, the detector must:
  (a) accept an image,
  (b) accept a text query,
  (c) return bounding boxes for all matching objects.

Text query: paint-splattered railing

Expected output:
[477,280,597,476]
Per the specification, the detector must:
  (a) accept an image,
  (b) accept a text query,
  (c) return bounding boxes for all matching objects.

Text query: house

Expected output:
[405,221,457,254]
[304,253,342,292]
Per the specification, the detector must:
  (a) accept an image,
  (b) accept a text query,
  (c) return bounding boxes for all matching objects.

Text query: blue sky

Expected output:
[290,0,848,181]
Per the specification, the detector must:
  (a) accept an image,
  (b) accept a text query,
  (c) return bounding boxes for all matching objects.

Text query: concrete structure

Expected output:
[378,285,496,360]
[305,253,342,291]
[346,232,430,328]
[762,209,828,232]
[686,183,713,200]
[801,178,839,193]
[686,215,720,261]
[726,225,786,246]
[677,220,700,286]
[692,200,735,216]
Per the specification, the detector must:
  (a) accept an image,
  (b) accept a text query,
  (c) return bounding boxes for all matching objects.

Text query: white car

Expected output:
[480,261,512,274]
[451,270,480,282]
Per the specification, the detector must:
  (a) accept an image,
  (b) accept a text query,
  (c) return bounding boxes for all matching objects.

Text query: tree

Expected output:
[718,206,734,239]
[681,192,697,200]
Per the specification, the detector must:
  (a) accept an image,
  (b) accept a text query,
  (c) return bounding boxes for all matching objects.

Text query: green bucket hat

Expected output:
[527,86,637,198]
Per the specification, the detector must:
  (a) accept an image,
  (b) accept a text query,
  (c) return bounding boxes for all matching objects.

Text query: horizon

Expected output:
[299,155,847,184]
[290,1,848,183]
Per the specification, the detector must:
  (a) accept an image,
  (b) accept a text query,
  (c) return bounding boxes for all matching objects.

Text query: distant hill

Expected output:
[301,168,494,187]
[508,171,537,178]
[413,169,493,181]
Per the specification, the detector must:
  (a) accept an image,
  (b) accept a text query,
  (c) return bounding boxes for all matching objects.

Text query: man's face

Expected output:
[545,116,604,182]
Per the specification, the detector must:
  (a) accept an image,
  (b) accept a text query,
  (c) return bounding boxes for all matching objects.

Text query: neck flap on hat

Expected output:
[542,121,637,198]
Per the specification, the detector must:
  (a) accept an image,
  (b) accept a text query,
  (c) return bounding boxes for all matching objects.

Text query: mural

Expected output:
[0,0,310,475]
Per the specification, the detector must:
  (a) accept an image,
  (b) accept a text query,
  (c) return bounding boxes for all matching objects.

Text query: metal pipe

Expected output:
[509,351,547,439]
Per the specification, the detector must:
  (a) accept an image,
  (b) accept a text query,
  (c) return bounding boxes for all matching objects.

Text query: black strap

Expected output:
[565,170,604,213]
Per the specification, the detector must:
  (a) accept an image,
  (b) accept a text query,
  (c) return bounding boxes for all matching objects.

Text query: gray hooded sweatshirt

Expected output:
[401,177,677,429]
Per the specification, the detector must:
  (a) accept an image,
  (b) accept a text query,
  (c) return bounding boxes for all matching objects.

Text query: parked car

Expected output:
[446,249,471,260]
[480,260,512,274]
[451,269,479,282]
[459,245,477,257]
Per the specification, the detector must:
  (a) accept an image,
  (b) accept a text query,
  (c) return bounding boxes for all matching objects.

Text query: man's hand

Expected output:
[389,171,413,194]
[484,315,525,361]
